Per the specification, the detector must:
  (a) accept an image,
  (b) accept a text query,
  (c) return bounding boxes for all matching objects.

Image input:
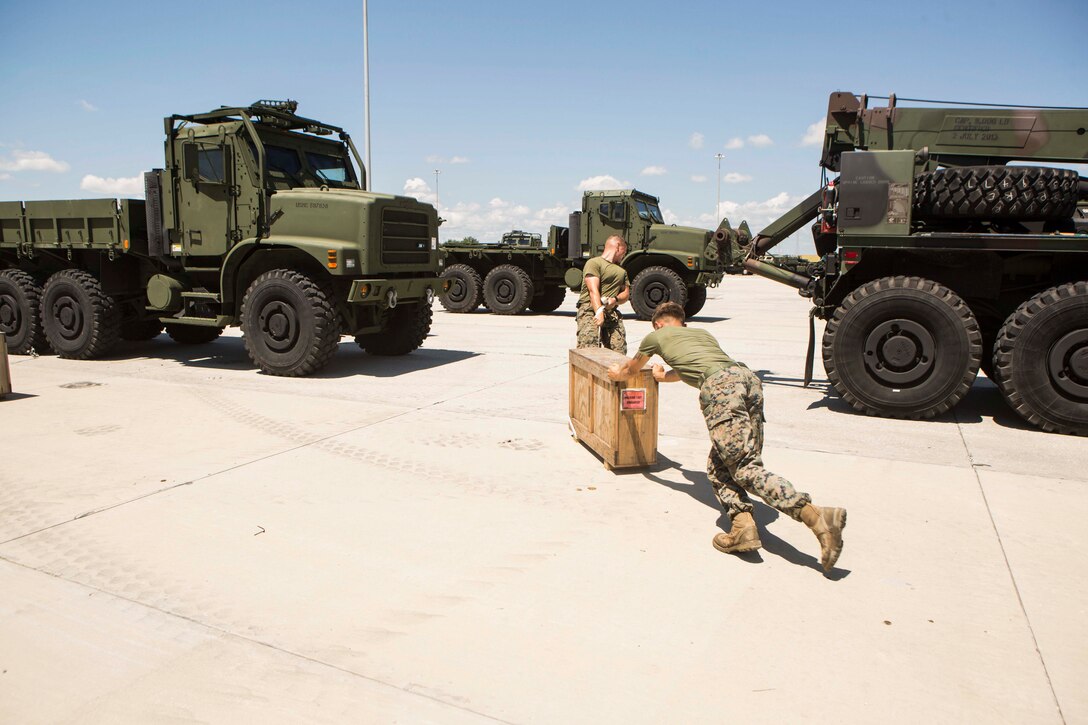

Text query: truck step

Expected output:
[156,315,225,327]
[181,291,221,302]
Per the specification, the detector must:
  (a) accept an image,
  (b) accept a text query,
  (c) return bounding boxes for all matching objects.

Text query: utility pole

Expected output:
[434,168,441,210]
[363,0,372,189]
[714,152,725,219]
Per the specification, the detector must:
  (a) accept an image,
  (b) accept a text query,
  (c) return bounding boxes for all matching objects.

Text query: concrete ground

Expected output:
[1,276,1084,724]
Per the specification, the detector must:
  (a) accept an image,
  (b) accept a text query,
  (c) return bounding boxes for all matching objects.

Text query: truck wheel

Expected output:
[483,265,534,315]
[165,324,222,344]
[992,282,1088,436]
[822,276,981,419]
[439,264,482,313]
[120,320,165,341]
[528,286,567,313]
[241,269,341,376]
[914,166,1079,221]
[684,285,708,318]
[631,266,688,320]
[41,269,121,360]
[357,302,432,356]
[0,269,49,354]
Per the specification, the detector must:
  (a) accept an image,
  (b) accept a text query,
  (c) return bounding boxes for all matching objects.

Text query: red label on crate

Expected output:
[620,388,646,411]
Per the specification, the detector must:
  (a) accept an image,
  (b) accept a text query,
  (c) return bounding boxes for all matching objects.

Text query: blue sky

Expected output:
[1,0,1085,253]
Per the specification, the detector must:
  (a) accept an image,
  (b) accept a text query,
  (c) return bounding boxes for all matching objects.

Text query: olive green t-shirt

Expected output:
[638,326,737,388]
[577,256,629,308]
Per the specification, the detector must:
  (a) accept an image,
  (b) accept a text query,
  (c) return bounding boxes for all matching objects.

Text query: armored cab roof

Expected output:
[167,100,343,137]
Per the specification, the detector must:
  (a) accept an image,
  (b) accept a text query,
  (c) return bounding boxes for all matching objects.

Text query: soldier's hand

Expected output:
[607,363,626,381]
[652,365,668,382]
[594,311,604,327]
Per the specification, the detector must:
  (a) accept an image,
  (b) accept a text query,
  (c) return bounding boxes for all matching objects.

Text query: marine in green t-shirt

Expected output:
[575,235,631,353]
[608,301,847,572]
[637,325,737,388]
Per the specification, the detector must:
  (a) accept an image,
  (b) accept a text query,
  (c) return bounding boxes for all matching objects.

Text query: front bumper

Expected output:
[348,276,450,305]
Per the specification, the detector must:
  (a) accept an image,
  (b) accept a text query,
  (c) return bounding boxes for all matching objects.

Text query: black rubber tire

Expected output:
[120,320,165,341]
[528,286,567,313]
[631,266,688,320]
[0,269,49,354]
[684,285,708,318]
[357,302,432,356]
[992,282,1088,436]
[822,276,981,419]
[40,269,121,360]
[165,324,222,345]
[240,269,341,376]
[439,264,482,313]
[483,264,534,315]
[914,166,1079,221]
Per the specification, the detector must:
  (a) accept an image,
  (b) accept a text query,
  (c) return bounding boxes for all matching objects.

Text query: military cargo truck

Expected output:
[742,92,1088,435]
[0,100,447,376]
[438,189,731,319]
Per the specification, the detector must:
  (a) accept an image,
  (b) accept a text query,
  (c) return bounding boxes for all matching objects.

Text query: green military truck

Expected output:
[743,92,1088,435]
[438,189,730,319]
[0,100,446,376]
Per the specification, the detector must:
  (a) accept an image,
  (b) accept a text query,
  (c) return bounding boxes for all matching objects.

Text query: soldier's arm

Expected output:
[613,282,630,307]
[585,275,605,314]
[652,365,681,383]
[607,354,649,381]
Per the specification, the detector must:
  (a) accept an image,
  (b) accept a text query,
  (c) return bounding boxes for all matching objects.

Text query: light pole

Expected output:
[714,152,725,219]
[363,0,372,189]
[433,168,441,210]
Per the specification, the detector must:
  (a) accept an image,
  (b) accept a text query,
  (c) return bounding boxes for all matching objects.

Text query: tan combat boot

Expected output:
[712,512,762,554]
[800,504,847,572]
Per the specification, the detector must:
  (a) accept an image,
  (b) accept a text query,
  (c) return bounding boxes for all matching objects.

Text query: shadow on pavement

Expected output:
[643,454,850,578]
[112,336,478,378]
[0,392,38,402]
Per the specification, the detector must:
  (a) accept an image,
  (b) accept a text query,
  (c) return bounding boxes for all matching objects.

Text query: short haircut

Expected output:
[605,234,627,248]
[652,301,686,325]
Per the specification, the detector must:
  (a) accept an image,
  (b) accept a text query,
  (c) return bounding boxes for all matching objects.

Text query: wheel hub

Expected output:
[52,296,84,341]
[259,301,298,353]
[1048,328,1088,399]
[495,280,514,304]
[0,294,17,329]
[863,318,935,385]
[645,283,668,305]
[448,280,467,303]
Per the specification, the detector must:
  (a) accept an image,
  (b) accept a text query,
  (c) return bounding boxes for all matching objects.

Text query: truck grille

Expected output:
[381,208,430,264]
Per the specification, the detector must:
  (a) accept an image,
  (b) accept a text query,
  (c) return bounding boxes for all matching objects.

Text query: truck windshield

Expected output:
[635,200,665,224]
[306,151,354,187]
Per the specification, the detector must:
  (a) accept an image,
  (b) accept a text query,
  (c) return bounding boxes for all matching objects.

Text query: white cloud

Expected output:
[690,174,707,183]
[80,174,144,196]
[79,99,98,112]
[576,174,629,191]
[0,150,70,173]
[437,196,571,243]
[801,118,825,146]
[674,191,802,231]
[725,137,744,150]
[0,173,12,181]
[640,165,667,176]
[450,156,469,164]
[747,134,774,147]
[404,177,437,205]
[722,172,752,184]
[689,132,704,149]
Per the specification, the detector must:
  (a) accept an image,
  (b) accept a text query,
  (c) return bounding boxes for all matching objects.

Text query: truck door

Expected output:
[591,199,628,255]
[175,140,240,258]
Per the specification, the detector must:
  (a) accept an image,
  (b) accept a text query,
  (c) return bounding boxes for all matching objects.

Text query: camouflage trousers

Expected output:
[700,366,811,522]
[575,305,627,354]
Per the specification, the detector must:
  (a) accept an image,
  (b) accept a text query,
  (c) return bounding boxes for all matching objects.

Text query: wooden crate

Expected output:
[0,332,10,398]
[569,347,658,470]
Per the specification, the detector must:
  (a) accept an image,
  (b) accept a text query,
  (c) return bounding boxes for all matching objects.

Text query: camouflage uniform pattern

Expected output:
[575,305,627,353]
[700,366,811,521]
